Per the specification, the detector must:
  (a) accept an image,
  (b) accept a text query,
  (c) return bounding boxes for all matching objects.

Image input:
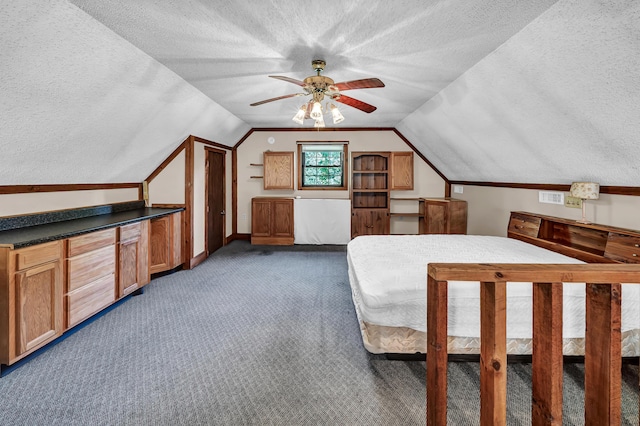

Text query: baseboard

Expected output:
[227,233,250,243]
[190,251,207,268]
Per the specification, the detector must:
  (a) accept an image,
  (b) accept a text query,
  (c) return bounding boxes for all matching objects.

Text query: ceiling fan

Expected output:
[250,60,385,125]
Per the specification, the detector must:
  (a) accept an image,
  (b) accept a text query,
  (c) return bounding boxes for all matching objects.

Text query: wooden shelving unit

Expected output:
[351,152,390,238]
[508,211,640,263]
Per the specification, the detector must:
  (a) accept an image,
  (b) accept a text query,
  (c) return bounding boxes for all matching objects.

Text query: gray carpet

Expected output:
[0,241,637,425]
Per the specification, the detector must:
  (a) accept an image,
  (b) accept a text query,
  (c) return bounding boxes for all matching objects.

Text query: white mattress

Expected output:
[347,235,640,342]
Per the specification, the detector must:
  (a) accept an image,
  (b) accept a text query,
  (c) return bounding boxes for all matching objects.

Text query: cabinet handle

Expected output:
[635,244,639,248]
[633,253,638,257]
[515,225,523,229]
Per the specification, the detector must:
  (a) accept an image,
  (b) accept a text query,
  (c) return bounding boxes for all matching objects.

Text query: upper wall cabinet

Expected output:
[390,151,414,190]
[264,151,294,190]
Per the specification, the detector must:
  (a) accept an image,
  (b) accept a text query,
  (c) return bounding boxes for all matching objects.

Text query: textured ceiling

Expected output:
[1,0,638,186]
[68,0,559,128]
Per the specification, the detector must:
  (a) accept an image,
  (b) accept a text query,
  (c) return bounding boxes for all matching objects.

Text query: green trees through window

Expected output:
[297,142,348,190]
[302,151,343,186]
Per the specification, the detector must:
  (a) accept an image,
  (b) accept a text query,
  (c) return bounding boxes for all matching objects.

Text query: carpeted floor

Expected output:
[0,241,637,425]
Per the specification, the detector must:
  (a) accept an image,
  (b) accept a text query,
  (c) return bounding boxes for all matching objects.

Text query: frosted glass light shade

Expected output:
[310,101,323,119]
[569,182,600,200]
[330,104,344,124]
[292,106,306,125]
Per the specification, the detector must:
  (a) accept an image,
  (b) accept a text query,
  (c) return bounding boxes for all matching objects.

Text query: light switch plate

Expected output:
[565,196,583,209]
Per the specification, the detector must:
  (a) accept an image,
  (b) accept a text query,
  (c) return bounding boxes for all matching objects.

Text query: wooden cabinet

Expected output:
[150,212,183,274]
[0,241,63,364]
[351,152,390,238]
[263,151,294,190]
[390,151,414,190]
[251,197,294,245]
[351,210,390,236]
[66,229,116,328]
[508,211,640,264]
[117,221,150,298]
[420,198,467,234]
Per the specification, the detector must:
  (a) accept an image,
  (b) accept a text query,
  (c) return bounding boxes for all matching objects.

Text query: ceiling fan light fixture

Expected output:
[310,101,323,120]
[292,106,306,125]
[250,60,384,126]
[330,104,344,124]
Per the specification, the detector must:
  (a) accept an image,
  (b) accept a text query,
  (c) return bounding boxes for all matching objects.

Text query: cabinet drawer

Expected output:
[66,274,115,328]
[604,233,640,264]
[508,214,541,238]
[14,241,62,271]
[120,222,141,242]
[68,228,116,257]
[67,245,116,292]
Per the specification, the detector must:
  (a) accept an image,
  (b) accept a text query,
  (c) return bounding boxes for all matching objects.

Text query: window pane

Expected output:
[300,145,345,188]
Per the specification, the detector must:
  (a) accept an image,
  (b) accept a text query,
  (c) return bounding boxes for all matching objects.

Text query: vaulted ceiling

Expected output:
[1,1,638,186]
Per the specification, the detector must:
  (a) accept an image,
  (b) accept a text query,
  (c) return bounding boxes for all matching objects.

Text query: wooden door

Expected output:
[118,239,139,297]
[118,222,144,297]
[351,210,371,238]
[251,199,272,238]
[15,261,62,354]
[272,199,293,238]
[206,149,225,255]
[370,211,390,235]
[391,152,414,190]
[425,202,448,234]
[150,216,170,274]
[263,151,294,189]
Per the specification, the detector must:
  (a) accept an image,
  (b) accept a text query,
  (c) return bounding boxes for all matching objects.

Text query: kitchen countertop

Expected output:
[0,206,183,249]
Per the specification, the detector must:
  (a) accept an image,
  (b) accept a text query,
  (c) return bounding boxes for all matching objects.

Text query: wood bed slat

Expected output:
[532,282,564,425]
[584,283,622,426]
[426,276,448,426]
[425,263,640,426]
[480,281,507,426]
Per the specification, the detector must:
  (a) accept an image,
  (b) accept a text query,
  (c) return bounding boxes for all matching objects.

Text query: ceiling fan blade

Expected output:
[334,95,377,113]
[269,75,306,86]
[334,78,385,91]
[250,93,304,106]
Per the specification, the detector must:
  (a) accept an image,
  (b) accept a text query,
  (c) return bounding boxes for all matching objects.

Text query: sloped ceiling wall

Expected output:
[398,0,640,186]
[1,1,638,187]
[0,1,249,185]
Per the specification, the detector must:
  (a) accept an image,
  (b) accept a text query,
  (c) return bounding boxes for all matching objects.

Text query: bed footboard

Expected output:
[426,263,640,426]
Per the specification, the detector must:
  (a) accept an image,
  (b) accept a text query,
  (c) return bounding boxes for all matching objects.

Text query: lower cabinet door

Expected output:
[15,261,63,355]
[119,239,140,297]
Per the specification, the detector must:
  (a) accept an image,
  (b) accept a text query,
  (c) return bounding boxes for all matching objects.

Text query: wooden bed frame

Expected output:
[425,212,640,425]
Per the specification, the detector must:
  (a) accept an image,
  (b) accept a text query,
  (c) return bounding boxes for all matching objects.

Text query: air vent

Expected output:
[538,191,564,205]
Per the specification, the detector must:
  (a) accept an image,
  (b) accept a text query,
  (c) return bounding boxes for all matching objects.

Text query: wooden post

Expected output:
[480,281,507,426]
[532,282,563,425]
[426,275,448,426]
[584,283,622,426]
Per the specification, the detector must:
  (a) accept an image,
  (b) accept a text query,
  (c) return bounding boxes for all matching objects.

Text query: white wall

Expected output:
[147,141,233,259]
[451,185,640,236]
[0,188,139,217]
[0,1,249,186]
[236,130,446,235]
[398,0,640,187]
[148,151,186,205]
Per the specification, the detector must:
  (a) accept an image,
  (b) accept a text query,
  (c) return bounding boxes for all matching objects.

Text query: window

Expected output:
[297,142,348,190]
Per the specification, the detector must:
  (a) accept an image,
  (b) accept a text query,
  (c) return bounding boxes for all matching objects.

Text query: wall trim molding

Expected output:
[227,233,250,243]
[449,181,640,196]
[0,183,140,195]
[189,251,207,269]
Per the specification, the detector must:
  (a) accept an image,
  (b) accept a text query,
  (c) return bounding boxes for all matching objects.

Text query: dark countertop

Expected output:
[0,207,183,249]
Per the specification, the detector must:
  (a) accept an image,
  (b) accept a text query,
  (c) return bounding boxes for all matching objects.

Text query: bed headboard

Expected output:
[507,211,640,264]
